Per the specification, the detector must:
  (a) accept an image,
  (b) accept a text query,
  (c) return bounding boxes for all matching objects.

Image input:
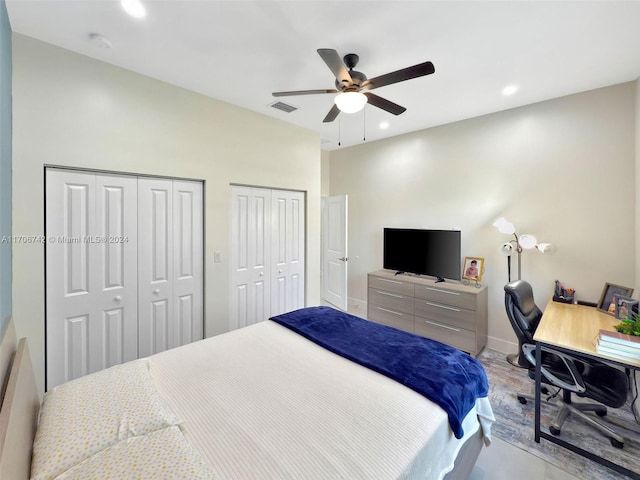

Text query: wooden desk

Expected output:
[535,300,640,368]
[533,300,639,479]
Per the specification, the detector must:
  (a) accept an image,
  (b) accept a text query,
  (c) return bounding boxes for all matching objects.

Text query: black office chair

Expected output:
[504,280,543,368]
[504,280,629,448]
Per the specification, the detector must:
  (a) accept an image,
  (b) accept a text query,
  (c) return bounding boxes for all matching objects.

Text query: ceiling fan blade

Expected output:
[272,89,338,97]
[317,48,353,86]
[363,61,435,90]
[363,92,406,115]
[322,104,341,123]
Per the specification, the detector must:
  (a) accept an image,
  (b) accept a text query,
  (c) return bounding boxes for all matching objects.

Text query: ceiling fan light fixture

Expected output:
[334,91,367,113]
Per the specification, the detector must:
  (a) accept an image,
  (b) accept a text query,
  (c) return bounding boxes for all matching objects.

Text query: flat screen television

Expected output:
[383,228,461,281]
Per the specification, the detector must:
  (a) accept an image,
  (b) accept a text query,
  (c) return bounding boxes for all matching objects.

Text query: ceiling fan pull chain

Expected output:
[338,118,341,146]
[363,107,366,141]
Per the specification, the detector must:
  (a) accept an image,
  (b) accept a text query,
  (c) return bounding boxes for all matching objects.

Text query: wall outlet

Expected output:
[214,251,222,263]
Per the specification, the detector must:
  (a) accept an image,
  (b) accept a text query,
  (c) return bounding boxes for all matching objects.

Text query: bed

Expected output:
[1,307,494,480]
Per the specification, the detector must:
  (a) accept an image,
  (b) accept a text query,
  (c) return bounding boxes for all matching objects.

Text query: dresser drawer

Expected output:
[414,284,476,310]
[414,317,476,353]
[368,306,414,333]
[368,288,414,315]
[414,299,476,331]
[368,274,415,297]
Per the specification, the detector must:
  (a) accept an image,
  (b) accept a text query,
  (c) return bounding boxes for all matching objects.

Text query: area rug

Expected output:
[477,349,640,479]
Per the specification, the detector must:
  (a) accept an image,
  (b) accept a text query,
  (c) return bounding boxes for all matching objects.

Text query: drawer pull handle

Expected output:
[424,287,460,296]
[424,301,461,312]
[377,307,403,316]
[376,290,404,298]
[425,320,460,332]
[378,278,404,285]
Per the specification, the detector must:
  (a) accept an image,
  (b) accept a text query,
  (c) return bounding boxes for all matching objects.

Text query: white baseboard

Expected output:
[347,297,367,317]
[486,336,518,355]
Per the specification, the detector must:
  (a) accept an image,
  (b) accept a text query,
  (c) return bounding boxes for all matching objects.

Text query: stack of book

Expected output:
[597,329,640,361]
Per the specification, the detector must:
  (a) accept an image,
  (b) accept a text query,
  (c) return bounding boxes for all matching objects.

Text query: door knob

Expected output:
[339,257,348,262]
[278,269,283,274]
[153,289,160,295]
[114,295,122,303]
[259,272,264,276]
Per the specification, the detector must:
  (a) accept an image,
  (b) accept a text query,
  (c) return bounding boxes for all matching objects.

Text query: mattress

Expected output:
[148,319,494,480]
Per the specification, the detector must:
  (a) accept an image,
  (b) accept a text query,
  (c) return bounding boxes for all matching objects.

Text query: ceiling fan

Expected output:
[272,49,435,123]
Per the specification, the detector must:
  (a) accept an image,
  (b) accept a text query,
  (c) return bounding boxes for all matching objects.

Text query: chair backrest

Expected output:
[504,280,543,345]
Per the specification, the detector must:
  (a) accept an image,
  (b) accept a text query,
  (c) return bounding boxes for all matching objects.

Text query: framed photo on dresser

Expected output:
[462,256,484,282]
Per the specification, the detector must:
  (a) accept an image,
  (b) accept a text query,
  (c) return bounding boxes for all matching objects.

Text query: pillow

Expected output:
[31,360,182,480]
[53,426,220,480]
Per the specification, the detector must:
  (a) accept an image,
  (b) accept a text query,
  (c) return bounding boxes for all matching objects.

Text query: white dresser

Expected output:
[367,269,488,356]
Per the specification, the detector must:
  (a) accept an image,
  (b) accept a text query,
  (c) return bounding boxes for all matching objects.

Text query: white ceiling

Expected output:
[6,1,640,151]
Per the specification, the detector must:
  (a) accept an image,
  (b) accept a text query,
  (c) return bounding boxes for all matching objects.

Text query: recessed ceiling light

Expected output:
[121,0,146,18]
[379,121,390,130]
[502,84,518,96]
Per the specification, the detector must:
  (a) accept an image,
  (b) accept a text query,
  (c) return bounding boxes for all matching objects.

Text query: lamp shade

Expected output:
[498,242,514,256]
[536,242,553,253]
[519,234,538,249]
[492,217,515,235]
[334,92,367,113]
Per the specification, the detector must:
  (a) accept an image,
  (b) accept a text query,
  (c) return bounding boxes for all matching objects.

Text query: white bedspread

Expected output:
[148,320,493,480]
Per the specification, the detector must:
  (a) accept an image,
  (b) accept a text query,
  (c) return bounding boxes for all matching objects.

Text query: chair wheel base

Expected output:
[549,425,561,436]
[596,410,607,417]
[517,395,527,405]
[507,353,528,368]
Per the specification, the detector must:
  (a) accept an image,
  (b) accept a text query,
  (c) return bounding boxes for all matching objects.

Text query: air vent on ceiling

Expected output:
[270,101,298,113]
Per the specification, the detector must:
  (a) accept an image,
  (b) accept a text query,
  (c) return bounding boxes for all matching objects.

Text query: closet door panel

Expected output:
[46,170,98,389]
[138,178,174,357]
[47,171,137,388]
[95,175,138,370]
[271,190,305,316]
[230,187,250,330]
[172,181,203,347]
[230,187,271,329]
[248,189,271,324]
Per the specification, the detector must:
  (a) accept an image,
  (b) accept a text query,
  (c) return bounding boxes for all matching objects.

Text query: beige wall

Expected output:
[321,150,331,197]
[12,34,321,393]
[636,76,640,297]
[329,82,636,353]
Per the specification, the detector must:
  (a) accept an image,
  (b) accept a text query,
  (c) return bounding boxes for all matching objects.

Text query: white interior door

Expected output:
[230,186,271,329]
[138,178,174,357]
[46,170,138,389]
[172,181,204,347]
[230,187,305,329]
[322,195,348,311]
[271,190,305,317]
[138,178,203,357]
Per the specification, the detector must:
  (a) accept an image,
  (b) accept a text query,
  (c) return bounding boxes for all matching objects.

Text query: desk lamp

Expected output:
[493,217,552,367]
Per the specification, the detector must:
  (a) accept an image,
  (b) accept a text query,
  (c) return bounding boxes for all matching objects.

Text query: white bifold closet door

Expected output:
[138,179,203,358]
[46,169,203,390]
[230,186,305,330]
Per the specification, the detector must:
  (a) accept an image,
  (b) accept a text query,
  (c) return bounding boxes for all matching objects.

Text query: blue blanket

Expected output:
[270,306,488,439]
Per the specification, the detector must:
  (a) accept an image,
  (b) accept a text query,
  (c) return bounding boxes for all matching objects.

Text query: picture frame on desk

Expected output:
[597,282,634,315]
[614,295,638,320]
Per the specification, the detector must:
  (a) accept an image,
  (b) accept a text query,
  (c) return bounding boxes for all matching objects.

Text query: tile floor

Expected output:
[469,436,581,480]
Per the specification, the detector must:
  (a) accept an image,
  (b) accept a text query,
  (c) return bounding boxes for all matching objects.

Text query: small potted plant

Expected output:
[614,313,640,337]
